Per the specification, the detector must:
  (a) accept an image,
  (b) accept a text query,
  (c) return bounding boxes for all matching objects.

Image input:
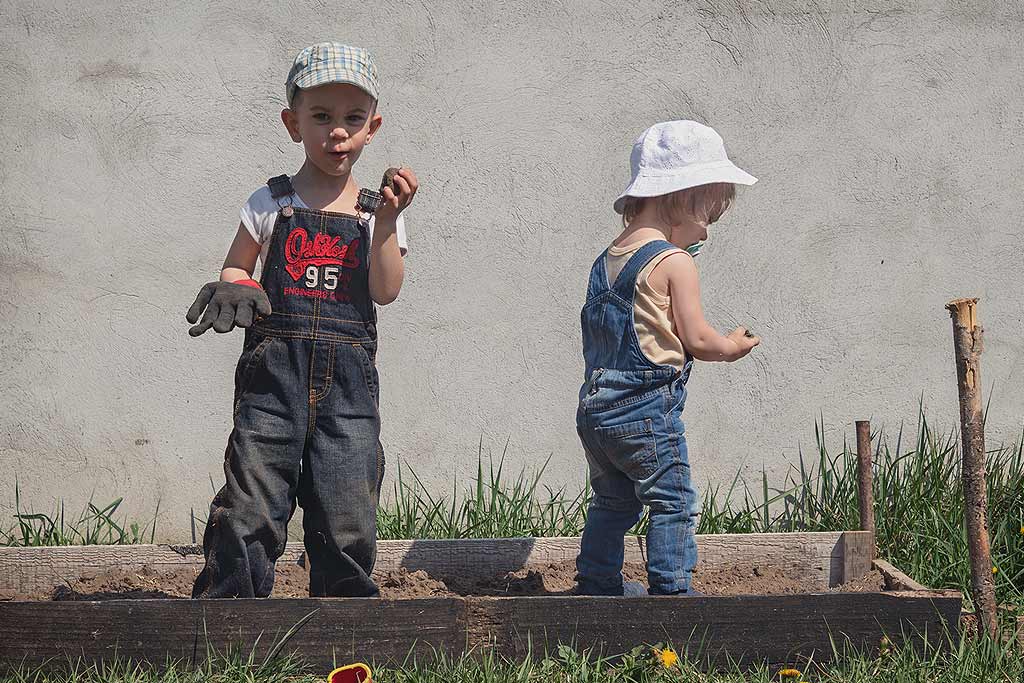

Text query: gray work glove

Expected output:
[186,279,272,337]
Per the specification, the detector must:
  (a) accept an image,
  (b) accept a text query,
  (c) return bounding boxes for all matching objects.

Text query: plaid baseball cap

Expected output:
[286,42,379,104]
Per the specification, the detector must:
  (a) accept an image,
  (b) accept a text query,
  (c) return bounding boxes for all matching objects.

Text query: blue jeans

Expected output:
[575,370,699,595]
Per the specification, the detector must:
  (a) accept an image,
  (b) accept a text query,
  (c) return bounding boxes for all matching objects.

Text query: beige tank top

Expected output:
[606,238,688,369]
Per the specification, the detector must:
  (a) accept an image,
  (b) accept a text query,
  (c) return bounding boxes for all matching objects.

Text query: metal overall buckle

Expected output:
[356,167,401,214]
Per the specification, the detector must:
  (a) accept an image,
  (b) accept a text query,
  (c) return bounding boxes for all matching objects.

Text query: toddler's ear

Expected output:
[280,108,302,143]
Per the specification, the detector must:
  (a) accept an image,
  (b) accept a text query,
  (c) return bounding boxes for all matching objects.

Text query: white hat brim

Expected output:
[613,161,758,214]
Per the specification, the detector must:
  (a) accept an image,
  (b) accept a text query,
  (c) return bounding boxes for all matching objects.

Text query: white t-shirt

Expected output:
[239,184,409,267]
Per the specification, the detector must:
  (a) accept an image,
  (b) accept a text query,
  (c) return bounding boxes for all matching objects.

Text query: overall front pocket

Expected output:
[232,335,276,415]
[351,342,380,400]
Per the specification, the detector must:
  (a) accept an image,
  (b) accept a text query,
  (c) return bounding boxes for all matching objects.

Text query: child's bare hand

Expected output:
[376,167,418,221]
[726,327,760,360]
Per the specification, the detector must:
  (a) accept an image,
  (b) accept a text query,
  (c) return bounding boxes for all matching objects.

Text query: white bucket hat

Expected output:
[613,120,757,214]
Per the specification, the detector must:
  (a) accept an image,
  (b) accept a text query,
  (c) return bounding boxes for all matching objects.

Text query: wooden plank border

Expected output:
[0,532,964,670]
[0,590,963,670]
[0,532,868,595]
[840,530,875,583]
[473,590,963,665]
[0,597,467,670]
[873,559,929,592]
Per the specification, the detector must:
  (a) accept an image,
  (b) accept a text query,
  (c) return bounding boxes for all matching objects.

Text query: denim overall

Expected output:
[575,240,699,595]
[193,176,384,598]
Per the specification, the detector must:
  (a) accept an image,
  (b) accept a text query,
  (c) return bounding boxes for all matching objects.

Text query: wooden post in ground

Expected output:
[946,297,997,639]
[855,420,875,559]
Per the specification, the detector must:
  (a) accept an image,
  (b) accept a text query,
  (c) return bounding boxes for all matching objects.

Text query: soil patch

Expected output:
[16,560,885,601]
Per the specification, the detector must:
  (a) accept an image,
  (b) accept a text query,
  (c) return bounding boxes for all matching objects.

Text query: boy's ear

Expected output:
[364,113,383,145]
[281,108,302,143]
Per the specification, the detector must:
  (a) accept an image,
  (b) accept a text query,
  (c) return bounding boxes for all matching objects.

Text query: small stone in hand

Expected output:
[381,167,401,194]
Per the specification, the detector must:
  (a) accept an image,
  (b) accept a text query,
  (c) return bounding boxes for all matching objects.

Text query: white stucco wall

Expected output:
[1,1,1022,540]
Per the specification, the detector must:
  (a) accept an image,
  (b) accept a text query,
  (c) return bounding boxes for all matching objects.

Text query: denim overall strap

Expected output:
[586,249,611,300]
[609,240,677,303]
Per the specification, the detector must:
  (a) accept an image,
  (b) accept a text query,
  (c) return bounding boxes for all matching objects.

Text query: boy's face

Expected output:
[281,83,383,178]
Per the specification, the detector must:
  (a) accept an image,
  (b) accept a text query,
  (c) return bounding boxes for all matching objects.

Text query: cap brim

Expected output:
[613,162,757,214]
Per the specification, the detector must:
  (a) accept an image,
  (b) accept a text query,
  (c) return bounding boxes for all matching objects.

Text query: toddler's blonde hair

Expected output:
[621,182,736,228]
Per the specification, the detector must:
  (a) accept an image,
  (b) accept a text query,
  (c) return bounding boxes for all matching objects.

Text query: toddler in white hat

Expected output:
[573,120,760,596]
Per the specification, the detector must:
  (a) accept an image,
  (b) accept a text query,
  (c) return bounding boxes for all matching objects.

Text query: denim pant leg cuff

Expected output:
[575,555,627,595]
[647,574,694,595]
[575,577,625,596]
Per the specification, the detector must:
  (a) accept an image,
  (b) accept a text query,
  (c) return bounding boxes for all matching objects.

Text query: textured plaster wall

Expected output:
[1,1,1022,540]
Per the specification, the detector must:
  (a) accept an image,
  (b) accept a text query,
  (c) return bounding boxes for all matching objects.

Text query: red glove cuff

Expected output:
[234,279,263,289]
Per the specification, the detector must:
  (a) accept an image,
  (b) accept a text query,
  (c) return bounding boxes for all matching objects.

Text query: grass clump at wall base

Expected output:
[699,411,1023,606]
[376,443,590,539]
[0,484,158,547]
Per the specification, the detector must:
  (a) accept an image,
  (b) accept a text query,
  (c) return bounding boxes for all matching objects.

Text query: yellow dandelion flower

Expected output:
[654,647,678,669]
[1020,525,1024,535]
[992,566,999,575]
[778,668,802,679]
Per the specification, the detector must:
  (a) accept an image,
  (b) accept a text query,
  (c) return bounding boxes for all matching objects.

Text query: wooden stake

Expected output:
[946,297,997,639]
[855,420,875,559]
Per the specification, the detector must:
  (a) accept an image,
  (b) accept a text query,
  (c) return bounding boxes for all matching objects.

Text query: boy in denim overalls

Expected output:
[186,43,417,598]
[575,121,760,596]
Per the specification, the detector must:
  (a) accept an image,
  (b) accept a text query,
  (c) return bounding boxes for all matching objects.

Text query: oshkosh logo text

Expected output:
[284,228,360,280]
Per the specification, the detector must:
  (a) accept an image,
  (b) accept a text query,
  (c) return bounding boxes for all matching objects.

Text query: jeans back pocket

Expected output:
[593,418,659,481]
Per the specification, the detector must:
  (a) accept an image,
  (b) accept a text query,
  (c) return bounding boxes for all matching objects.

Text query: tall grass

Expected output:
[377,440,590,539]
[695,412,1024,605]
[0,483,159,547]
